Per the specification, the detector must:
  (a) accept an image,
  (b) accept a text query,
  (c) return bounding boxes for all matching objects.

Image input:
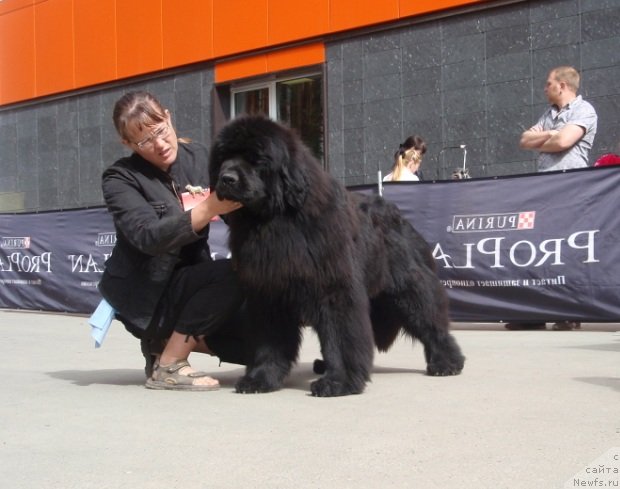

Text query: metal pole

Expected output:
[461,144,467,172]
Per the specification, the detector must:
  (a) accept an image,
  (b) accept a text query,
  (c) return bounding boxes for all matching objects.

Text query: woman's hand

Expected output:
[190,191,242,231]
[207,191,243,215]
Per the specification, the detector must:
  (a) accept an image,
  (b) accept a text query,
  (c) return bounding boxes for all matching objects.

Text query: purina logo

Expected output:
[95,232,117,247]
[0,236,31,249]
[449,211,536,233]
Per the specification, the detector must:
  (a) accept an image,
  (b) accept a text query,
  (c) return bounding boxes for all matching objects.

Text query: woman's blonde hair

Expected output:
[391,148,421,181]
[390,135,426,181]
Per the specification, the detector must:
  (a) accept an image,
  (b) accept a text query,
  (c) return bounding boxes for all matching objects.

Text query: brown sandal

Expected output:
[145,360,220,391]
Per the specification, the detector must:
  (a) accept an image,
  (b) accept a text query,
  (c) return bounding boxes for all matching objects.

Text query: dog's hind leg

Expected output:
[393,279,465,376]
[422,329,465,376]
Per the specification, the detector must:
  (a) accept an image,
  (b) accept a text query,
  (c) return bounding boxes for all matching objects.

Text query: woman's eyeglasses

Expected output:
[134,123,171,150]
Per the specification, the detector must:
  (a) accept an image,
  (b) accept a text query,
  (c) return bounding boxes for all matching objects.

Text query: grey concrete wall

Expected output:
[0,70,214,212]
[326,0,620,184]
[1,0,619,211]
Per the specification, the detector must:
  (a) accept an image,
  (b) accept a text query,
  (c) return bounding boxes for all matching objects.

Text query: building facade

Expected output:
[1,0,619,212]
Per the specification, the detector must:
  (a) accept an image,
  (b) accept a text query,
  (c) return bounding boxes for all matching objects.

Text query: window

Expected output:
[231,74,324,163]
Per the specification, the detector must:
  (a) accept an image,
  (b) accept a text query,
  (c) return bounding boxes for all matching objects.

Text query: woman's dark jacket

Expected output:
[98,142,211,335]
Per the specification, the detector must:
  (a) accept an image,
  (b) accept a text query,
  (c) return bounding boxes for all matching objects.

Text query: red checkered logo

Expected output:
[517,211,536,229]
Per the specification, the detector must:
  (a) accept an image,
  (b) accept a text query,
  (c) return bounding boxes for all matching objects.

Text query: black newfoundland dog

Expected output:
[209,116,465,397]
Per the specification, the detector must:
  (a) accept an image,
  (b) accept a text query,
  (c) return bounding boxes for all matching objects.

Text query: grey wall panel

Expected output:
[326,0,620,184]
[0,70,214,212]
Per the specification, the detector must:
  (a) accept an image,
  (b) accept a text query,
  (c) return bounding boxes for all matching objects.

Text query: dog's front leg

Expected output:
[235,345,294,393]
[310,295,375,397]
[235,312,302,394]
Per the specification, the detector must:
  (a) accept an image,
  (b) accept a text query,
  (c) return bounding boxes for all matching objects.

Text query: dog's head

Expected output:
[209,115,309,219]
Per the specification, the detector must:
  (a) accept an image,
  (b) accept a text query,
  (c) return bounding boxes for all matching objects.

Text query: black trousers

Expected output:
[165,259,243,336]
[147,259,251,365]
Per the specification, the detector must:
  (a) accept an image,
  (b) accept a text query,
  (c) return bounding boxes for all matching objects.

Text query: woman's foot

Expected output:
[142,336,216,378]
[145,359,220,391]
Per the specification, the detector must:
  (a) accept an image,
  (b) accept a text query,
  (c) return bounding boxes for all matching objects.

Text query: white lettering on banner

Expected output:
[0,251,52,272]
[441,275,567,288]
[67,253,111,273]
[95,232,116,247]
[0,278,42,285]
[433,230,600,269]
[450,211,535,233]
[0,236,31,249]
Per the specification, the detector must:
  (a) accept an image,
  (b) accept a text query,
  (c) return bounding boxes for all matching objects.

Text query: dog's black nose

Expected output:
[220,171,239,186]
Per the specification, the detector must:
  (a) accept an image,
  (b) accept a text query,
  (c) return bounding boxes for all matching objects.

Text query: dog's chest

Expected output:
[230,218,340,289]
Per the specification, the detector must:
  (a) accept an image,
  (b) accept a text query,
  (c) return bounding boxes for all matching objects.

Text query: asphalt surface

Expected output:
[0,310,618,489]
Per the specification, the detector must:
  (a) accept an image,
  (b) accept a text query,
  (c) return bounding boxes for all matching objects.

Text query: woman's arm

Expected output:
[103,158,242,256]
[102,166,199,255]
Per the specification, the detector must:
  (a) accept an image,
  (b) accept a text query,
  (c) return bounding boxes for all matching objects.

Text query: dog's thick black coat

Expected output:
[209,116,465,396]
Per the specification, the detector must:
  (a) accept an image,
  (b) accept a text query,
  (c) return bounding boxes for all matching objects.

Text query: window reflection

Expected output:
[277,75,323,161]
[231,74,324,164]
[233,88,269,117]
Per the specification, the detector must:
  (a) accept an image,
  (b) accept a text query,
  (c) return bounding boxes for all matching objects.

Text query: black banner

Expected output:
[0,210,231,315]
[0,208,110,314]
[380,165,620,322]
[1,166,619,321]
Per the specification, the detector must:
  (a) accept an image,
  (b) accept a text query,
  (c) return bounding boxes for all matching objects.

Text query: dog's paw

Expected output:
[310,377,364,397]
[427,366,463,376]
[235,375,279,394]
[426,357,465,376]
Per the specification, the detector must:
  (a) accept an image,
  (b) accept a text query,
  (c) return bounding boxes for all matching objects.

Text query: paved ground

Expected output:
[0,310,618,489]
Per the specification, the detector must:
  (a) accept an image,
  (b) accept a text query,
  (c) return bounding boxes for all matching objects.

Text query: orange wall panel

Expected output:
[267,42,324,73]
[215,42,325,83]
[329,0,399,33]
[0,0,35,15]
[268,0,329,45]
[0,5,36,104]
[213,0,268,58]
[115,0,164,79]
[73,0,117,89]
[34,0,74,97]
[0,0,496,106]
[162,0,213,67]
[215,55,268,84]
[399,0,486,17]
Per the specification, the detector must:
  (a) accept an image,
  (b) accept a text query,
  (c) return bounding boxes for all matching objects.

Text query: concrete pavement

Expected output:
[0,310,618,489]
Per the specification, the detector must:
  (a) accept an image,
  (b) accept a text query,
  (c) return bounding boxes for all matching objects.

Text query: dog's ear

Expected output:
[280,160,308,210]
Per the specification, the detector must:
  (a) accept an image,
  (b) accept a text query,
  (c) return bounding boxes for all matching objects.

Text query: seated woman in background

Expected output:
[383,135,427,182]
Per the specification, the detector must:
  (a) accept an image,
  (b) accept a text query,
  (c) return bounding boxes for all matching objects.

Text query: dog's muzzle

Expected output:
[220,171,239,187]
[215,167,247,203]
